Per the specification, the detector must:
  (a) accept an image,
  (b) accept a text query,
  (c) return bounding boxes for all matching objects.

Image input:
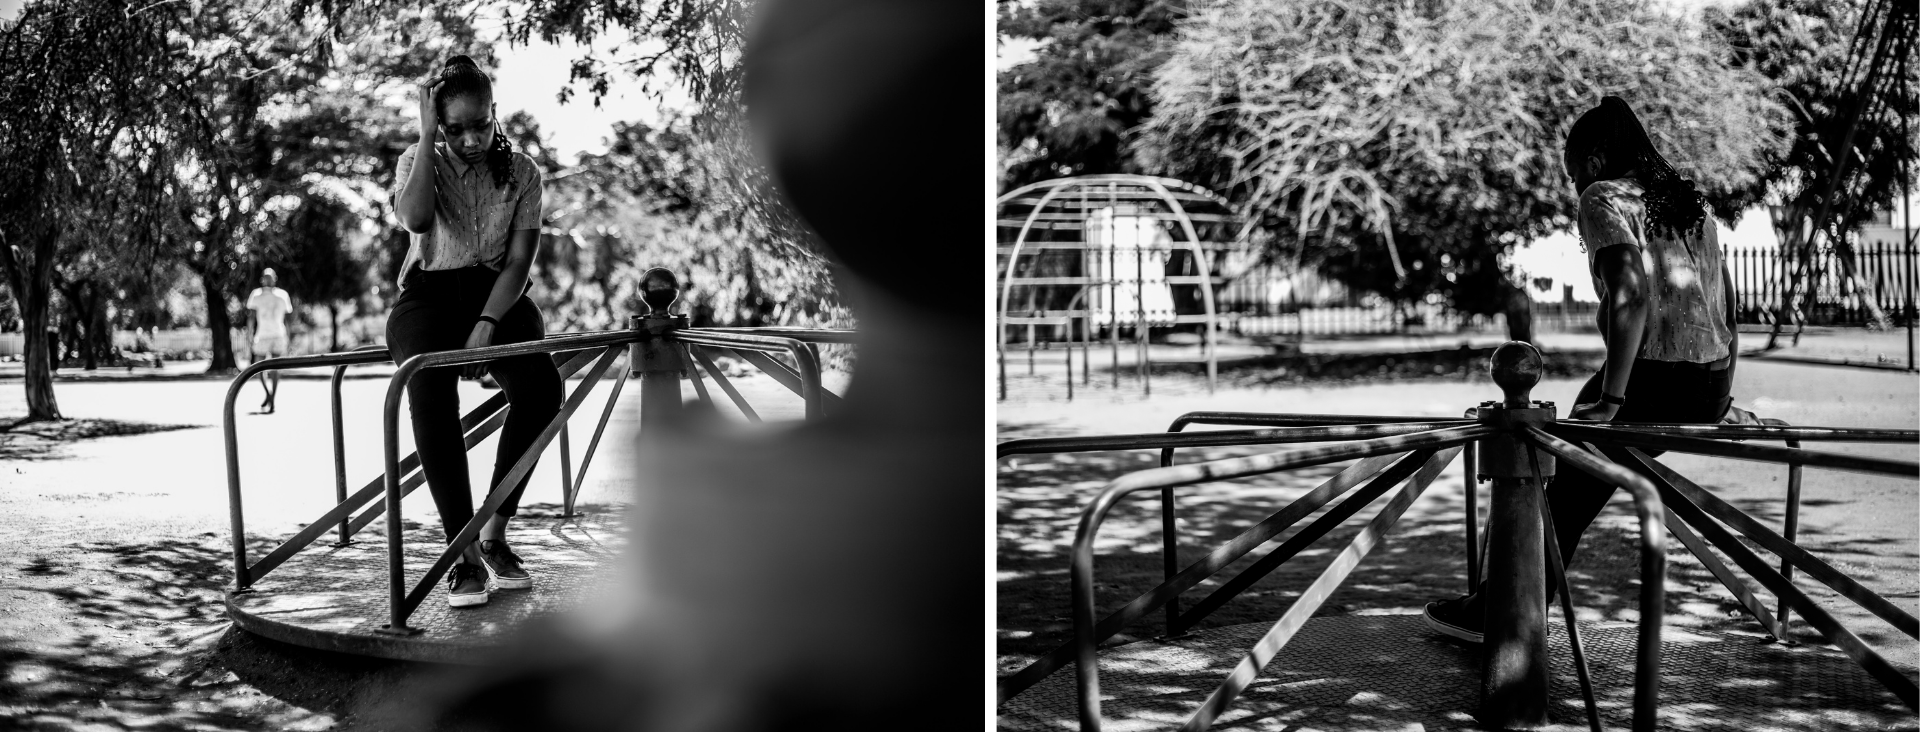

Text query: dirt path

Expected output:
[997,357,1920,702]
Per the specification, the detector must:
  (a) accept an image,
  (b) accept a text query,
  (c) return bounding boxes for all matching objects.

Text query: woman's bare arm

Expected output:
[460,228,539,375]
[395,73,445,234]
[1572,244,1648,420]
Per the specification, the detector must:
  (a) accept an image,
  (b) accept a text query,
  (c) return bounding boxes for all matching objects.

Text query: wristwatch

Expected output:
[1599,392,1626,406]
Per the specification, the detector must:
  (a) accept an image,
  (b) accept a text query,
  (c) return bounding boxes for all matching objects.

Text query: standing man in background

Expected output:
[245,267,293,414]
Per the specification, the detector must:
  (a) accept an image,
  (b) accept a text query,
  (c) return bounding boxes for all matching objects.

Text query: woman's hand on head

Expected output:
[417,70,447,138]
[461,321,495,379]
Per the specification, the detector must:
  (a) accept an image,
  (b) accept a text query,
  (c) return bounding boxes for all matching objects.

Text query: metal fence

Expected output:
[1725,240,1919,327]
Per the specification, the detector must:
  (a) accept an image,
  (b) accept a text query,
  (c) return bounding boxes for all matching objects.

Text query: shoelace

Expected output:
[483,541,522,566]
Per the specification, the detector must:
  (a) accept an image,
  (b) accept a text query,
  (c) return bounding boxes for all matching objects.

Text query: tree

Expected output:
[533,118,844,331]
[1137,0,1793,339]
[997,0,1185,188]
[166,1,479,373]
[1706,0,1919,331]
[261,195,370,352]
[0,0,184,419]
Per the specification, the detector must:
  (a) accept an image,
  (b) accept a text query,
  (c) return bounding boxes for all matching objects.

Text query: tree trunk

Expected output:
[19,286,61,420]
[203,270,237,373]
[1503,285,1534,344]
[328,302,339,352]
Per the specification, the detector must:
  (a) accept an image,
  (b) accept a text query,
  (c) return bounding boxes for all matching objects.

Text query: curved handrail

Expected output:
[1065,424,1493,730]
[996,421,1470,459]
[378,330,646,631]
[1520,426,1666,732]
[223,348,396,586]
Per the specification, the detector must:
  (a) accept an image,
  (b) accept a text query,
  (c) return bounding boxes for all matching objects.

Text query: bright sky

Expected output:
[488,32,692,165]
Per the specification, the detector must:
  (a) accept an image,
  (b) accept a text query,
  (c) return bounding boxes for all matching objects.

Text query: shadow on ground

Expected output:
[0,527,474,730]
[0,417,204,461]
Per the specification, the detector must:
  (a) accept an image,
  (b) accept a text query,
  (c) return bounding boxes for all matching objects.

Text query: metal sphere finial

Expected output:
[1489,341,1543,407]
[639,268,680,316]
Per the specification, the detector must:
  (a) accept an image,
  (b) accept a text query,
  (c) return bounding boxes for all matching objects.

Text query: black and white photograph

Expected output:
[1,0,978,729]
[995,0,1920,729]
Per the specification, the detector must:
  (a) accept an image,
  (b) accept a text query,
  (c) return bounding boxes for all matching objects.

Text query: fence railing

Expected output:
[1725,240,1918,326]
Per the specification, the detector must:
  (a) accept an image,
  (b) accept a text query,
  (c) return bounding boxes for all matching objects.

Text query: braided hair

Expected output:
[1565,96,1706,241]
[434,55,516,190]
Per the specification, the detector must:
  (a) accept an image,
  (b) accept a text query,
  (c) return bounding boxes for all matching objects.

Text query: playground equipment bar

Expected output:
[224,302,845,637]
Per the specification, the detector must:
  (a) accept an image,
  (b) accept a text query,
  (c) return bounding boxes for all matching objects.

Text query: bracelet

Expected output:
[1599,392,1627,406]
[477,315,499,326]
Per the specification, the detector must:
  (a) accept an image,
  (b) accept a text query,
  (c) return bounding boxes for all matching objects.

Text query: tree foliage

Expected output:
[0,0,185,418]
[997,0,1183,188]
[1706,0,1918,237]
[1137,0,1792,319]
[531,116,844,331]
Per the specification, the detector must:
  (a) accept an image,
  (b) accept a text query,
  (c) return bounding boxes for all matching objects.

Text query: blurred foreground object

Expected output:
[415,0,980,729]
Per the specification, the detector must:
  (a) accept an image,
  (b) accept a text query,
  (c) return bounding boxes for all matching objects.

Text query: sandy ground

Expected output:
[0,365,824,731]
[997,341,1920,707]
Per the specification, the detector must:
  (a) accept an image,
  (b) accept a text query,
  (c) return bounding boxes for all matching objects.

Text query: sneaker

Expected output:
[1423,594,1483,643]
[478,539,532,590]
[447,563,490,608]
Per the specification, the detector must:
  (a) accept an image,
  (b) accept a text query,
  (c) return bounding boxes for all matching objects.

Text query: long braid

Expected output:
[485,128,514,189]
[1570,96,1706,241]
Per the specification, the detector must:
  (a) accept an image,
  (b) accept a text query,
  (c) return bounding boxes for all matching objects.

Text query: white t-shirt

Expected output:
[247,287,293,338]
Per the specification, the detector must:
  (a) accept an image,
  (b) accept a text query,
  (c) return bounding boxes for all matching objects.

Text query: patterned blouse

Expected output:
[1576,178,1732,363]
[389,141,545,289]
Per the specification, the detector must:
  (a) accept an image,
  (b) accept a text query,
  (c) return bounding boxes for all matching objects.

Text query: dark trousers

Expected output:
[386,266,562,543]
[1546,358,1732,565]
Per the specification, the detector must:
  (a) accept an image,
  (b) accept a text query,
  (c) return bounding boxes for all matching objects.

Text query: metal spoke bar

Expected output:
[1661,502,1786,639]
[683,346,713,404]
[566,364,630,516]
[1530,447,1601,732]
[225,346,599,589]
[695,326,858,344]
[993,454,1402,703]
[690,346,761,422]
[1178,448,1460,732]
[341,350,603,540]
[398,346,626,622]
[1781,439,1805,632]
[1619,446,1920,640]
[379,334,640,633]
[997,422,1466,459]
[1598,422,1919,443]
[1551,422,1919,476]
[1172,450,1436,634]
[1065,427,1487,731]
[349,409,507,536]
[1612,446,1919,709]
[1519,427,1665,732]
[672,330,834,418]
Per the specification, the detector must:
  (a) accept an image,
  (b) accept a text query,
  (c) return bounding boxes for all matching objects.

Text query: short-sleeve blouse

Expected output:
[1576,178,1732,363]
[389,141,544,288]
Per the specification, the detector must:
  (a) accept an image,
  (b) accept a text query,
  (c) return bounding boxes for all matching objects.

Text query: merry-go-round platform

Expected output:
[225,508,625,664]
[998,614,1919,731]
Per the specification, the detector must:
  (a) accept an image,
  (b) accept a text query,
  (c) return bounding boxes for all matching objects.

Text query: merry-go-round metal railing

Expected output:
[995,341,1919,732]
[219,268,855,637]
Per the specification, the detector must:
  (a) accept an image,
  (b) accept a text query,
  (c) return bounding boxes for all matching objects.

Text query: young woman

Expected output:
[390,55,561,608]
[1424,96,1740,642]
